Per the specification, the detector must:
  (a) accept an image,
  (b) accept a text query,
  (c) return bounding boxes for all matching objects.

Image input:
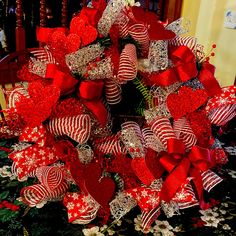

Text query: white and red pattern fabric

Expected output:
[105,79,122,105]
[9,144,59,179]
[117,44,138,83]
[30,46,56,64]
[169,35,197,51]
[148,117,176,149]
[141,206,161,231]
[173,117,197,150]
[172,179,199,209]
[63,192,100,224]
[47,115,91,144]
[201,170,223,192]
[128,23,150,57]
[7,86,29,109]
[126,187,160,212]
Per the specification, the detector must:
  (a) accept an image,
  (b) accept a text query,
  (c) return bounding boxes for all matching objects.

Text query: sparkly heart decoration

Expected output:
[167,87,208,120]
[131,158,155,186]
[65,34,81,53]
[84,163,115,208]
[81,25,98,46]
[70,17,86,35]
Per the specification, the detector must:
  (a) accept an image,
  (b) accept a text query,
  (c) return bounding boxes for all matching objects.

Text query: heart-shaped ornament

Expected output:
[65,33,81,53]
[81,25,98,46]
[84,163,115,208]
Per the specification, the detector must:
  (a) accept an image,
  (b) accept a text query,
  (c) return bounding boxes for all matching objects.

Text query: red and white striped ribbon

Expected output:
[149,117,176,149]
[117,44,137,83]
[47,115,91,144]
[141,206,161,231]
[142,127,164,153]
[105,79,122,105]
[36,166,64,191]
[201,169,223,192]
[169,35,197,51]
[31,46,56,64]
[208,104,236,126]
[94,134,125,155]
[173,117,197,150]
[128,23,150,57]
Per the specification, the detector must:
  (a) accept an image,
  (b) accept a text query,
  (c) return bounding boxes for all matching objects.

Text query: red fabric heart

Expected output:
[65,34,81,53]
[145,149,165,179]
[167,87,208,120]
[131,158,155,186]
[84,163,115,208]
[81,25,98,46]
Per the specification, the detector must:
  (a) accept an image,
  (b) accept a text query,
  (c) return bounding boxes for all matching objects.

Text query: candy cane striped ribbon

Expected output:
[21,181,68,207]
[173,117,197,150]
[128,23,149,57]
[142,127,164,153]
[201,169,223,192]
[141,206,161,231]
[149,117,176,149]
[117,44,137,83]
[208,104,236,126]
[47,115,91,144]
[31,46,56,63]
[94,134,125,155]
[36,166,64,191]
[169,35,197,51]
[105,79,122,105]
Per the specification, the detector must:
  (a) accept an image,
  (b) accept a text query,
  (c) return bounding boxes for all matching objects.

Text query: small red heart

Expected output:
[145,149,164,179]
[167,87,208,120]
[65,34,81,53]
[84,163,115,208]
[131,158,155,186]
[81,25,98,46]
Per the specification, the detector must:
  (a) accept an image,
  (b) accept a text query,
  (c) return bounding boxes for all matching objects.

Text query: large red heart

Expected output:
[84,163,115,208]
[167,87,208,120]
[81,25,98,46]
[131,158,155,186]
[145,149,165,179]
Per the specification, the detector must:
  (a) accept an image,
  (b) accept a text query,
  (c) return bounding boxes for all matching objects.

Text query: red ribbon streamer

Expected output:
[78,80,108,127]
[159,138,210,204]
[149,46,198,86]
[198,62,221,96]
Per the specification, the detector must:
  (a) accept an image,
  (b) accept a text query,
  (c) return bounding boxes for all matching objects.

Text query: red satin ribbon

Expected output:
[198,62,221,96]
[150,46,198,86]
[159,138,210,204]
[45,64,78,95]
[78,80,108,127]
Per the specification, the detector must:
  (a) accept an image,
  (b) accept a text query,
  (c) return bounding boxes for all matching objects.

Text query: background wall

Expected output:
[181,0,236,86]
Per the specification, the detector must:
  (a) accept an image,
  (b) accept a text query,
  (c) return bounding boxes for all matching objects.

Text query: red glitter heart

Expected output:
[84,163,115,208]
[81,25,98,46]
[65,34,81,53]
[167,87,208,120]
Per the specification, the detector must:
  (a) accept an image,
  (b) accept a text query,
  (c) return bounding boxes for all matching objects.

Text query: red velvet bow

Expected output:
[159,138,210,206]
[78,80,108,127]
[150,46,198,86]
[198,62,221,96]
[45,64,78,95]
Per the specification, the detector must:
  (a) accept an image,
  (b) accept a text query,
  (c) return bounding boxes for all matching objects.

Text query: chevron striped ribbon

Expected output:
[142,127,164,153]
[173,117,197,150]
[117,44,137,83]
[105,79,122,105]
[149,117,176,149]
[208,104,236,126]
[47,115,91,144]
[169,35,197,51]
[141,206,161,231]
[7,86,29,109]
[31,46,56,63]
[201,169,223,192]
[94,134,125,155]
[128,23,149,57]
